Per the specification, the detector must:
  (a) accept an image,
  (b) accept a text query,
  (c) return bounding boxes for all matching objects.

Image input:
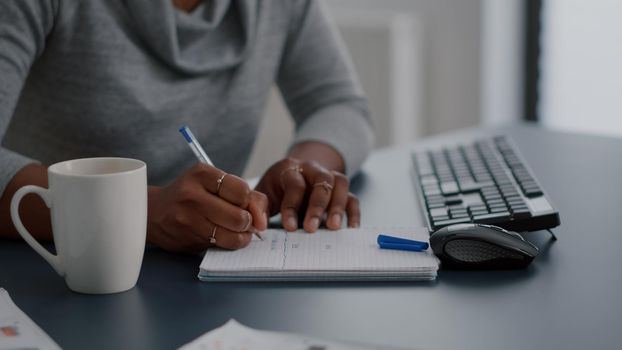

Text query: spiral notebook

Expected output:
[198,227,439,282]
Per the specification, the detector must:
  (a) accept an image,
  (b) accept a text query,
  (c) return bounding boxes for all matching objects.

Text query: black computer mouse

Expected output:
[430,223,539,269]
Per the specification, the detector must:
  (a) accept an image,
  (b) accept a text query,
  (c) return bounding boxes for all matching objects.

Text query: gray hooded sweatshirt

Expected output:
[0,0,373,194]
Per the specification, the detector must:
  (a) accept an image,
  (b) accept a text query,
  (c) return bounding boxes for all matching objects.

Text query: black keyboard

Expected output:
[411,136,560,233]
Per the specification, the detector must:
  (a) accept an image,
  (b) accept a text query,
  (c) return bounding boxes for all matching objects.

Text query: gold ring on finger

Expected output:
[279,165,303,188]
[216,173,227,194]
[279,165,303,179]
[210,226,218,244]
[313,180,334,193]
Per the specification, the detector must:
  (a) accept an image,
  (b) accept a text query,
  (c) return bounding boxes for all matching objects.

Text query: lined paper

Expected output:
[199,227,439,281]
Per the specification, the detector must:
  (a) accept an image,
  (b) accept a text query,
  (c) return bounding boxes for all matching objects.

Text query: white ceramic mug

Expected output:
[10,157,147,294]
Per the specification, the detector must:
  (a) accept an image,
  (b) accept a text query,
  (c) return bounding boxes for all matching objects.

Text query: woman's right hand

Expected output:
[147,164,268,253]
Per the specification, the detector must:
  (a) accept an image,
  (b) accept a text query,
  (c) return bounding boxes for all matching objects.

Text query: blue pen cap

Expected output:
[379,242,428,252]
[179,126,193,143]
[377,234,429,251]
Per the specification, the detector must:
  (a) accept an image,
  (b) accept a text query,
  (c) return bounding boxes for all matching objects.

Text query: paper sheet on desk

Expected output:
[178,319,411,350]
[199,227,439,281]
[0,288,61,350]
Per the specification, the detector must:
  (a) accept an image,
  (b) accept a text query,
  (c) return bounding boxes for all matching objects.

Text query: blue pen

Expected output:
[179,126,214,166]
[377,234,429,252]
[179,125,263,241]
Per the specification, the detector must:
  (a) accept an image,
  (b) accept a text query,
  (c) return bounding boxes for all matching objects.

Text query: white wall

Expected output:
[329,0,483,136]
[480,0,524,126]
[540,0,622,137]
[329,10,423,147]
[245,0,499,178]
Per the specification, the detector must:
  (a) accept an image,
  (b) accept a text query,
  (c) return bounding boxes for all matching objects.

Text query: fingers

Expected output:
[191,190,268,241]
[326,172,349,230]
[156,210,213,253]
[301,163,334,233]
[203,221,253,250]
[273,161,361,232]
[247,191,269,231]
[190,164,252,208]
[164,211,253,251]
[192,190,256,233]
[279,165,307,231]
[345,193,360,228]
[215,174,252,208]
[153,160,359,254]
[149,164,264,254]
[189,163,268,231]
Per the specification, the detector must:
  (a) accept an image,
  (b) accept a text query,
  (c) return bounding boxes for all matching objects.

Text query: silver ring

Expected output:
[210,226,217,244]
[216,173,227,194]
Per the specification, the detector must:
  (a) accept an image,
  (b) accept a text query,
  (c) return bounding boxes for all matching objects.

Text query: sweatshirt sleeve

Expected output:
[0,0,56,196]
[277,0,374,176]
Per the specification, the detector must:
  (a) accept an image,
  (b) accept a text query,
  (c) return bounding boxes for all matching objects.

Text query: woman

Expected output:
[0,0,374,253]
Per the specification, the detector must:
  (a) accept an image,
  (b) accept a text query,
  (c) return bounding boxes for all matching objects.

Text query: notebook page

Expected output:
[200,227,438,274]
[201,230,286,271]
[284,228,437,271]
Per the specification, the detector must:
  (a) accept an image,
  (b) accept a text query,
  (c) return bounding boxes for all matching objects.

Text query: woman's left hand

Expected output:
[254,157,360,232]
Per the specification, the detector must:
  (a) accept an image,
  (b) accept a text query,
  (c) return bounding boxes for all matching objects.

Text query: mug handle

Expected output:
[10,185,64,276]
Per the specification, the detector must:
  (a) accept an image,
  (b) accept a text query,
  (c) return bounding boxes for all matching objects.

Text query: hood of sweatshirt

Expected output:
[124,0,257,74]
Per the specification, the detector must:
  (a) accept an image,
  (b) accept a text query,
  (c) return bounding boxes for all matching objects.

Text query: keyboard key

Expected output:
[482,187,501,196]
[503,190,521,197]
[420,175,438,185]
[432,217,473,229]
[439,175,455,183]
[458,181,494,193]
[426,195,444,202]
[509,206,528,214]
[524,189,544,198]
[472,212,511,224]
[427,201,446,209]
[444,196,463,205]
[474,175,493,182]
[483,194,502,201]
[469,204,487,211]
[449,206,468,213]
[428,202,446,209]
[450,211,469,218]
[507,198,526,204]
[507,197,525,204]
[520,180,538,188]
[522,186,541,194]
[414,154,434,175]
[490,206,508,213]
[470,209,489,216]
[423,187,441,196]
[441,182,459,195]
[486,199,505,206]
[495,178,512,186]
[511,207,532,218]
[430,207,448,218]
[499,184,516,192]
